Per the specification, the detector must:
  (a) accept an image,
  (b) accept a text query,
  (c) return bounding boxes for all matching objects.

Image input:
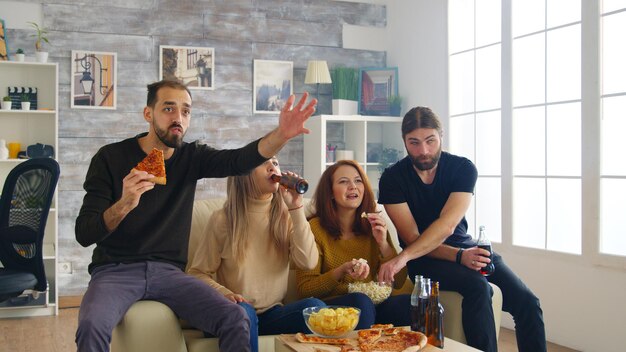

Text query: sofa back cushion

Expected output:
[189,198,402,265]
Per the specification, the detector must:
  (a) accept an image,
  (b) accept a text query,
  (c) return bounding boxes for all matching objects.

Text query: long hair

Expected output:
[402,106,443,139]
[224,172,291,263]
[312,160,377,239]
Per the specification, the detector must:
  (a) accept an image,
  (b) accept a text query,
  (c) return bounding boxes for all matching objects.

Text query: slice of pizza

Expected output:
[132,148,166,185]
[370,323,394,330]
[295,333,352,346]
[396,330,428,350]
[357,328,382,346]
[382,327,404,336]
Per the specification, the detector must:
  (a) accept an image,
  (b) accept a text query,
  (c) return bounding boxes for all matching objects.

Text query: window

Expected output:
[512,0,581,254]
[448,1,626,259]
[449,0,502,241]
[600,3,626,256]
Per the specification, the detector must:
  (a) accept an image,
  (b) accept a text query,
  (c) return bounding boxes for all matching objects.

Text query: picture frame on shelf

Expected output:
[358,67,399,116]
[253,59,293,114]
[0,19,8,61]
[159,45,214,90]
[71,50,117,110]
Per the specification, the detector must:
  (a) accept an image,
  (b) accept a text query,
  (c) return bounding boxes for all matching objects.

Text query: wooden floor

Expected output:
[0,307,577,352]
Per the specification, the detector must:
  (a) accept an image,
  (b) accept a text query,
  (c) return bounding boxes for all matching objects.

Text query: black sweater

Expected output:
[75,133,267,273]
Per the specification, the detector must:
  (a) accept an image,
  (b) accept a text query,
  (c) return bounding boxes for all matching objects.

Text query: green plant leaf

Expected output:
[331,67,358,101]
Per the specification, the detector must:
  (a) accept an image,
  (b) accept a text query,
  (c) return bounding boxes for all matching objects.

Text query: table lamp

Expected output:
[304,60,332,108]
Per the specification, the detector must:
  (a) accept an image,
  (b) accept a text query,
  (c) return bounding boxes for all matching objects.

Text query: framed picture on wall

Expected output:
[159,45,214,90]
[0,19,9,61]
[358,67,399,116]
[71,50,117,109]
[253,59,293,114]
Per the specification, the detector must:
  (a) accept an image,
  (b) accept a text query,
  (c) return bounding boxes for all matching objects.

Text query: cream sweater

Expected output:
[187,196,318,313]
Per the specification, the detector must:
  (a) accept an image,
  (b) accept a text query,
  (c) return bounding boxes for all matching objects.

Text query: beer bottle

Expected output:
[477,225,495,276]
[271,173,309,194]
[410,275,422,331]
[412,277,430,334]
[427,281,445,348]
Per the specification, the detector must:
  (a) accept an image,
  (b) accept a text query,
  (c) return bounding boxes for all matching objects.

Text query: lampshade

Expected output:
[304,60,332,84]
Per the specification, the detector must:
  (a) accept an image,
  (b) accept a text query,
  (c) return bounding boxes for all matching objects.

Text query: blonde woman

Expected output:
[187,157,324,352]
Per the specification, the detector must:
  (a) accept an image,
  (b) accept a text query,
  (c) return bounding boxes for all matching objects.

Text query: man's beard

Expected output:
[154,121,184,148]
[410,147,442,171]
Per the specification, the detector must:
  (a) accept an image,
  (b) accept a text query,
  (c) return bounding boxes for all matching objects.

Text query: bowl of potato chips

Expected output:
[303,306,361,338]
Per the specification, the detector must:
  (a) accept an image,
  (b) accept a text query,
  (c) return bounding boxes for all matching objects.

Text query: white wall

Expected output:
[0,1,42,29]
[344,1,626,351]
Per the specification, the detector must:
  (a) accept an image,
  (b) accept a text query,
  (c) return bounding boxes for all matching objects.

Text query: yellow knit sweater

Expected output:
[296,217,407,300]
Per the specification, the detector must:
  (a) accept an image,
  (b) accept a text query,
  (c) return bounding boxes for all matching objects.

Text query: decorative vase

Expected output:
[0,140,8,160]
[332,99,358,115]
[21,102,31,110]
[35,51,49,63]
[15,53,25,62]
[1,101,11,110]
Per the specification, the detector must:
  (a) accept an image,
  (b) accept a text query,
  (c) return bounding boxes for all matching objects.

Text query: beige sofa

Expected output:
[111,199,502,352]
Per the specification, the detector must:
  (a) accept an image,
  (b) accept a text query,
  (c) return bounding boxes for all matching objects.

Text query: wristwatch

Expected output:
[455,248,464,264]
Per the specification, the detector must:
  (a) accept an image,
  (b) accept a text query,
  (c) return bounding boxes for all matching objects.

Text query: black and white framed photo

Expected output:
[71,50,117,109]
[358,67,399,116]
[253,59,293,114]
[160,45,214,90]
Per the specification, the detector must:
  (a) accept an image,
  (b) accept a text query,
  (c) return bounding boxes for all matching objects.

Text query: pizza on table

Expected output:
[295,324,427,352]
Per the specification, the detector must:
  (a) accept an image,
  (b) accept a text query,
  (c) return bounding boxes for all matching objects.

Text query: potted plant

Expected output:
[20,94,31,110]
[28,21,49,63]
[2,96,12,110]
[377,148,403,174]
[388,95,403,116]
[330,67,358,115]
[15,48,25,62]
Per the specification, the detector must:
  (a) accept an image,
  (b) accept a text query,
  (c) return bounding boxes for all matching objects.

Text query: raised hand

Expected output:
[277,92,317,140]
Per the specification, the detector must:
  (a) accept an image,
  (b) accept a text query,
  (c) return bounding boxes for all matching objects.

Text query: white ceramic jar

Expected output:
[0,139,9,160]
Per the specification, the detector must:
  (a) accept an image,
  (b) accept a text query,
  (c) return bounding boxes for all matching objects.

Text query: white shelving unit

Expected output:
[303,114,406,197]
[0,61,59,317]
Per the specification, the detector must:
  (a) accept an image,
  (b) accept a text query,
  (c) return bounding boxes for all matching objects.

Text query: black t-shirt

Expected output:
[378,151,477,248]
[75,133,267,273]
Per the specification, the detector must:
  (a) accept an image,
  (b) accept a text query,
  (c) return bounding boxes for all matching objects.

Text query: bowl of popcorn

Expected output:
[348,281,393,304]
[303,306,361,338]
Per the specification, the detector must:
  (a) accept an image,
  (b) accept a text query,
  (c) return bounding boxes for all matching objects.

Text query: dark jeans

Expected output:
[238,298,326,352]
[325,292,412,330]
[407,252,546,352]
[76,261,250,352]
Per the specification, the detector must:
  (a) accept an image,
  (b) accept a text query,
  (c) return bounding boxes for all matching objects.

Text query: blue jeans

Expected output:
[76,261,250,352]
[238,298,326,352]
[325,292,412,330]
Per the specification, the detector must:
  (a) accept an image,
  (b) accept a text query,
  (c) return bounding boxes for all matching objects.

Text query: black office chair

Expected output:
[0,158,60,303]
